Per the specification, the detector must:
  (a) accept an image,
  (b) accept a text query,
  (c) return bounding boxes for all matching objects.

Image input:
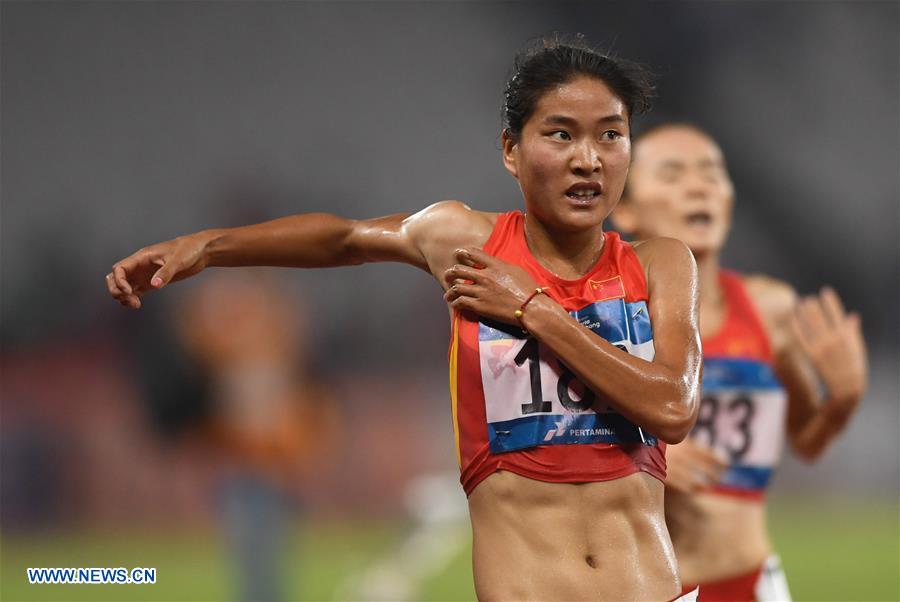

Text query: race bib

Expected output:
[694,357,787,490]
[479,298,657,454]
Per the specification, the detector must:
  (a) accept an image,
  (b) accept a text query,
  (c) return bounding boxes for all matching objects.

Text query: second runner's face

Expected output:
[502,76,631,232]
[621,126,735,256]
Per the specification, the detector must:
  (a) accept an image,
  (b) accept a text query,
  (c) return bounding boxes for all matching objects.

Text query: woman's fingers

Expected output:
[107,249,160,308]
[443,264,482,287]
[443,282,479,303]
[112,264,133,296]
[793,295,827,348]
[455,246,492,269]
[105,272,122,297]
[793,288,860,351]
[446,247,540,324]
[788,287,868,402]
[789,308,813,359]
[690,445,728,481]
[448,295,476,313]
[819,286,846,326]
[801,296,829,335]
[106,272,142,309]
[682,439,727,473]
[666,455,716,493]
[666,438,727,492]
[847,312,865,348]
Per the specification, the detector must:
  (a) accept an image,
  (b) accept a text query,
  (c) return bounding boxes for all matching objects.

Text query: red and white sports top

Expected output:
[695,271,787,500]
[448,211,666,495]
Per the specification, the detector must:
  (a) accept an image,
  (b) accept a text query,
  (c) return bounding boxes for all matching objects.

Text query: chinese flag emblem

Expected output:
[588,275,626,302]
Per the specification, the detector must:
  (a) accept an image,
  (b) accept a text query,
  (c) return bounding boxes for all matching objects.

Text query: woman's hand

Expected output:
[663,437,728,494]
[442,247,541,325]
[790,287,868,413]
[105,232,212,309]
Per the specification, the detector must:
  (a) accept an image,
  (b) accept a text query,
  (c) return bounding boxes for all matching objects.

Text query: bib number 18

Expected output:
[514,339,627,416]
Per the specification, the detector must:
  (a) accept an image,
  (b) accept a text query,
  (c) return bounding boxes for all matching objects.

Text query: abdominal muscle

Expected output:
[665,491,770,585]
[467,470,680,601]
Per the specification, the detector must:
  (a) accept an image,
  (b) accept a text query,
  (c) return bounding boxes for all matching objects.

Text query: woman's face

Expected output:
[618,126,735,257]
[503,76,631,232]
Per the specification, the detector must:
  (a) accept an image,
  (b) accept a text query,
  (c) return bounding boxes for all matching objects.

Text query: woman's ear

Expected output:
[610,198,639,236]
[501,129,518,179]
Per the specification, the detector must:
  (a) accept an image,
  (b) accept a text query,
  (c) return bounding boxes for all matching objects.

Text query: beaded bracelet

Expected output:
[514,287,546,334]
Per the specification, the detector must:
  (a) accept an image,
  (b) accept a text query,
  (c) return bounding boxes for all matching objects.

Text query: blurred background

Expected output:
[1,1,897,601]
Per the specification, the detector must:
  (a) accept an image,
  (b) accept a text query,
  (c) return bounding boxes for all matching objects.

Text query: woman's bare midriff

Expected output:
[665,491,770,585]
[467,470,680,601]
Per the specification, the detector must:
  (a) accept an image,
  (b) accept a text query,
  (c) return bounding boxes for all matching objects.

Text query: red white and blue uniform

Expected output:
[448,211,666,495]
[696,271,787,500]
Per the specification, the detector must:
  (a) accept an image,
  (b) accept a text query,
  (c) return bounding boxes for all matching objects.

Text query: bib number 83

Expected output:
[692,394,755,461]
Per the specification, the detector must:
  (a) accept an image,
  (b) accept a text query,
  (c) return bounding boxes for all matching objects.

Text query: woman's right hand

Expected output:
[663,437,728,494]
[789,287,867,412]
[105,232,212,309]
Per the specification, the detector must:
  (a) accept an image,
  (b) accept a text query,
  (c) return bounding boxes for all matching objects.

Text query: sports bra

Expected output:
[696,271,787,500]
[448,211,666,495]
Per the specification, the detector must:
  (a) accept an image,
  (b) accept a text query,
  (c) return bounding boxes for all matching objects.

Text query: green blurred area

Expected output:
[1,499,896,602]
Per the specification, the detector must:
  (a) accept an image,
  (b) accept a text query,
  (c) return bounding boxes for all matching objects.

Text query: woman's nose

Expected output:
[570,141,602,175]
[684,173,714,198]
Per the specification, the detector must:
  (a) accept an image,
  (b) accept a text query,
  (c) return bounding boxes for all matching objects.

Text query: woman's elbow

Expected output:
[789,434,826,463]
[655,395,697,444]
[655,419,693,444]
[645,369,701,444]
[793,446,823,463]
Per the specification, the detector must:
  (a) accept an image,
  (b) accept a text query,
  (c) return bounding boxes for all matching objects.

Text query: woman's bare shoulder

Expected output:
[741,273,798,349]
[742,273,797,315]
[407,200,497,249]
[630,237,695,280]
[405,200,499,273]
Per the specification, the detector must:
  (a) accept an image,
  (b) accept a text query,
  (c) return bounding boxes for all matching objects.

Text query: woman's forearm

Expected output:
[523,296,698,444]
[790,394,859,461]
[201,213,362,269]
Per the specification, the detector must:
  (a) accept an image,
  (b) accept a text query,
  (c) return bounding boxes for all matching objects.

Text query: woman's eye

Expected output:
[658,169,680,183]
[602,130,622,141]
[702,167,726,183]
[549,131,571,141]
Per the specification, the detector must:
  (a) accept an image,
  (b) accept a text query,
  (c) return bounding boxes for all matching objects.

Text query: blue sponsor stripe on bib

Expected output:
[719,464,774,490]
[480,299,653,344]
[570,299,629,342]
[488,412,657,454]
[625,302,652,344]
[702,357,782,391]
[479,318,526,342]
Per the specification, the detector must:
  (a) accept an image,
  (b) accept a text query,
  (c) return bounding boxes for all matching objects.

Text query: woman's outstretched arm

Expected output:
[106,201,493,309]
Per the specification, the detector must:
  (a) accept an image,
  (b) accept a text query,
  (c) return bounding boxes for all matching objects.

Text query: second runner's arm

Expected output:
[777,287,867,460]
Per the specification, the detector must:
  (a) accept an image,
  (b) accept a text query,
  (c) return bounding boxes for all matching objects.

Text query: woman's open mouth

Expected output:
[685,211,713,226]
[565,183,603,204]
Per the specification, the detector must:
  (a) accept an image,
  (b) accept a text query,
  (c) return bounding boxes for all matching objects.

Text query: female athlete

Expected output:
[613,123,867,601]
[107,40,702,601]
